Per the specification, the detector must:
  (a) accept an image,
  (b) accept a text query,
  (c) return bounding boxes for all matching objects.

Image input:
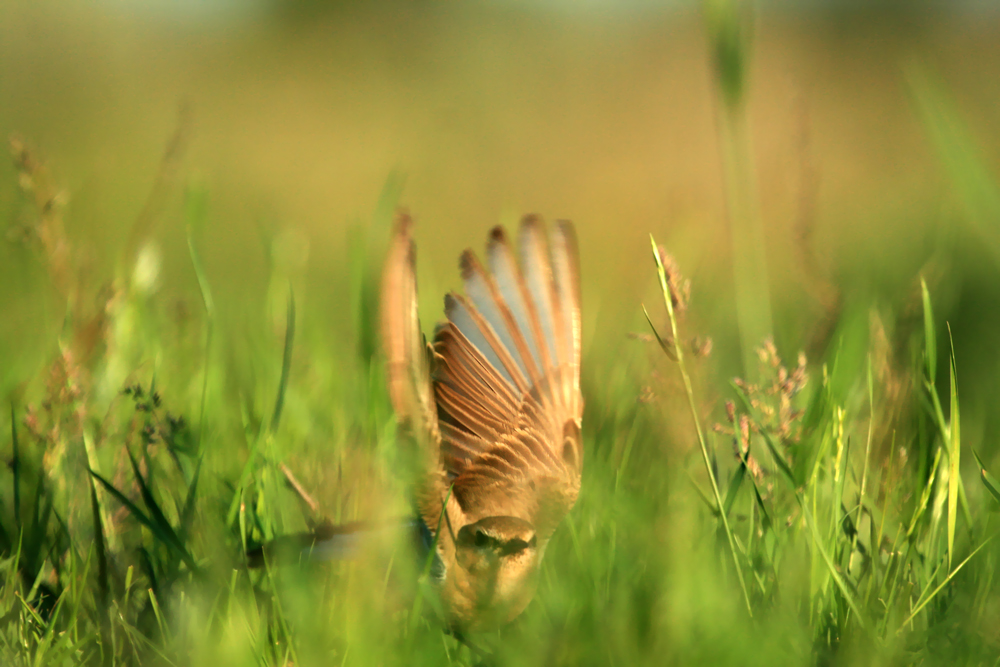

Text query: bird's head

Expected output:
[446,515,542,631]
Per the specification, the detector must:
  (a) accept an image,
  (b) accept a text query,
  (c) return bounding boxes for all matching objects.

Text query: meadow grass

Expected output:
[2,148,999,666]
[2,13,1000,666]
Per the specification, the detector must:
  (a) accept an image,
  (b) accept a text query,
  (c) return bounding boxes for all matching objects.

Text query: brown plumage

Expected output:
[381,212,583,632]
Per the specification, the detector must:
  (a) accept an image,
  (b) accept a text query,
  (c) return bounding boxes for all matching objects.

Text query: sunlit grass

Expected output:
[2,160,999,665]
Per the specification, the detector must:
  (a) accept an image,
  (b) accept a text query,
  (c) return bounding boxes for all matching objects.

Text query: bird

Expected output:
[381,212,583,633]
[248,212,583,635]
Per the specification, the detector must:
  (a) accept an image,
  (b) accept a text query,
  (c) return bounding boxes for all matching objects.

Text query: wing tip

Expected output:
[385,208,417,276]
[520,213,543,234]
[393,207,414,233]
[488,225,508,245]
[459,248,478,281]
[554,218,577,243]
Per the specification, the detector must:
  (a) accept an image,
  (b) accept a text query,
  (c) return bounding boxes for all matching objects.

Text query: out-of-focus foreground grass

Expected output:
[2,1,1000,665]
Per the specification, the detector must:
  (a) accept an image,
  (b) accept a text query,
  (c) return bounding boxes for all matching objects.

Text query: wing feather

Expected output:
[549,220,583,418]
[518,217,559,367]
[380,213,448,529]
[460,250,544,391]
[516,217,567,418]
[485,227,546,380]
[380,213,439,445]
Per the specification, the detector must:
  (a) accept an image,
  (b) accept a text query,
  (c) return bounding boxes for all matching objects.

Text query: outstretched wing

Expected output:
[432,216,583,537]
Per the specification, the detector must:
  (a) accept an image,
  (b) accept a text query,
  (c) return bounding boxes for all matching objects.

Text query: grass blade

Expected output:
[124,446,196,570]
[89,468,155,538]
[649,234,752,617]
[947,325,960,569]
[271,286,296,434]
[180,456,203,541]
[801,499,869,633]
[10,403,20,526]
[896,535,994,634]
[87,475,109,612]
[972,449,1000,506]
[723,461,746,518]
[920,277,936,385]
[849,356,874,573]
[185,184,215,453]
[226,428,263,527]
[908,446,943,538]
[90,459,197,573]
[640,304,677,361]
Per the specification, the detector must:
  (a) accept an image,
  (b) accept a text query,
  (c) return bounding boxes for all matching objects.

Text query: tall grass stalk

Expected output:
[646,234,752,617]
[705,0,773,377]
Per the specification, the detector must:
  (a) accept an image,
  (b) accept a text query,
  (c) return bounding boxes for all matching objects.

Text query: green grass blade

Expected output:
[10,403,20,526]
[640,303,677,361]
[185,184,215,453]
[226,431,263,528]
[920,277,936,385]
[801,500,869,633]
[749,477,772,531]
[723,461,746,518]
[124,446,197,570]
[148,588,170,643]
[908,446,943,538]
[972,449,1000,506]
[90,468,155,535]
[87,475,109,612]
[179,456,203,541]
[896,535,994,634]
[26,475,53,574]
[947,325,960,570]
[649,234,752,617]
[90,461,196,573]
[849,356,874,574]
[270,286,295,433]
[684,469,719,514]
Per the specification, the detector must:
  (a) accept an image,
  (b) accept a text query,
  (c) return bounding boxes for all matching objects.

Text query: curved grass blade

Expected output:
[972,449,1000,506]
[946,325,960,570]
[896,534,994,635]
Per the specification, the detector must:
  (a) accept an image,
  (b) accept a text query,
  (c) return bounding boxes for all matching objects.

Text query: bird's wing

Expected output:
[380,213,449,519]
[432,217,583,537]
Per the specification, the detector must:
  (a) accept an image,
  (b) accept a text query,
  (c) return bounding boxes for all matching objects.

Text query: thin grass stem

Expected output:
[648,234,753,617]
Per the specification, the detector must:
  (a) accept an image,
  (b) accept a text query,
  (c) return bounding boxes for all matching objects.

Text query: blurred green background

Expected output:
[3,1,999,397]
